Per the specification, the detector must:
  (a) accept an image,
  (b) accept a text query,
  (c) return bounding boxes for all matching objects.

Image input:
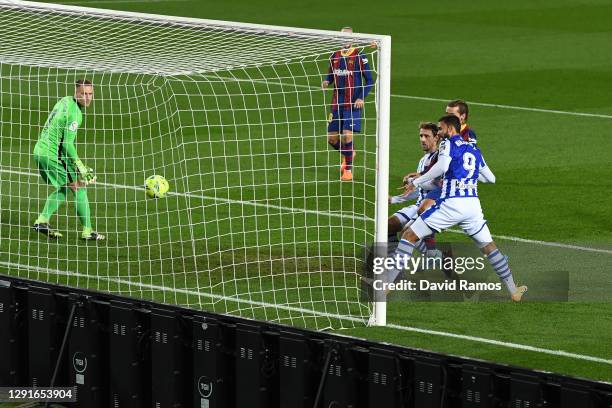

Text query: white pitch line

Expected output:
[199,75,612,120]
[2,167,610,255]
[385,323,612,366]
[58,0,188,4]
[2,260,610,366]
[446,229,612,255]
[0,168,373,222]
[391,94,612,120]
[107,181,374,222]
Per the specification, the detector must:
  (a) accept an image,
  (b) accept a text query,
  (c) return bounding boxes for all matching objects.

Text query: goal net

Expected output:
[0,0,390,328]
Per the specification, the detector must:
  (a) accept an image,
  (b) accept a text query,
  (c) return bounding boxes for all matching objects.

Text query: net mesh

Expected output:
[0,0,385,329]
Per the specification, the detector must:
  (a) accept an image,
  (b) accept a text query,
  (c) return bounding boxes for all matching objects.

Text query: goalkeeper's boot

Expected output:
[81,228,105,241]
[33,223,63,239]
[511,285,528,302]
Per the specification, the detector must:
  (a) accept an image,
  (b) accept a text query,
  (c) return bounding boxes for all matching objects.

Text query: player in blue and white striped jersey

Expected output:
[404,100,480,240]
[388,122,441,255]
[386,115,527,301]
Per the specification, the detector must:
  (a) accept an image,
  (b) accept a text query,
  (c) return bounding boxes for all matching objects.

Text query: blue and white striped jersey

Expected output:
[438,134,485,199]
[415,151,440,204]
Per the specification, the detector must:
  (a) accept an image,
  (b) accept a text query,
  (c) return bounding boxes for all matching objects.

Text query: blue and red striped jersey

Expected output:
[460,124,478,143]
[325,48,374,111]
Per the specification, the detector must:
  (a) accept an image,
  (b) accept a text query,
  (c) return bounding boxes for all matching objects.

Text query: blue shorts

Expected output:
[327,109,362,133]
[424,188,442,201]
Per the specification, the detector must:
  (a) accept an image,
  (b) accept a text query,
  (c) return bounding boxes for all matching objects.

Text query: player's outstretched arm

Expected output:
[412,155,451,187]
[390,188,419,204]
[477,157,495,183]
[62,120,96,185]
[417,179,442,191]
[62,143,95,185]
[322,54,335,88]
[478,165,496,183]
[74,159,96,185]
[403,172,421,183]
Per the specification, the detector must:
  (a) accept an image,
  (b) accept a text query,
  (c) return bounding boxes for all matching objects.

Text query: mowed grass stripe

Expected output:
[0,167,372,221]
[3,167,610,255]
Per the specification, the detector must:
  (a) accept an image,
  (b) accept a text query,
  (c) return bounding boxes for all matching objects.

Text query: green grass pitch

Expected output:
[0,0,611,382]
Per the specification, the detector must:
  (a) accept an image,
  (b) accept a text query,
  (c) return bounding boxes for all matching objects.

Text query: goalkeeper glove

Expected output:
[75,159,96,185]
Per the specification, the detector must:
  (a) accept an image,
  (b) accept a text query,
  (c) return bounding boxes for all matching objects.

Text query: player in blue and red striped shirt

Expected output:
[446,99,477,143]
[322,27,374,181]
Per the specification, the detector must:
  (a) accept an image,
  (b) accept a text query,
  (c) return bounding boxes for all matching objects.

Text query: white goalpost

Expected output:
[0,0,390,328]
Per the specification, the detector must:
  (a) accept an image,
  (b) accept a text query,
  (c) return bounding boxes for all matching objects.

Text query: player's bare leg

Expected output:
[386,215,404,255]
[388,215,403,236]
[327,132,340,150]
[340,130,355,181]
[417,198,437,251]
[400,227,420,244]
[417,198,435,215]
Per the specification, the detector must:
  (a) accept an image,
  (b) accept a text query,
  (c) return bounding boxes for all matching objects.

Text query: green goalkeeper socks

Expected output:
[35,187,92,231]
[36,187,68,224]
[74,188,92,229]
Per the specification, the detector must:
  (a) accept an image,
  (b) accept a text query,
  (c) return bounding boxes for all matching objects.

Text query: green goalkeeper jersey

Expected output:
[35,96,83,165]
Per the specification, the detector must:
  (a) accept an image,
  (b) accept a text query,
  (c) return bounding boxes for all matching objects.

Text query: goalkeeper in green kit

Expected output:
[33,79,104,241]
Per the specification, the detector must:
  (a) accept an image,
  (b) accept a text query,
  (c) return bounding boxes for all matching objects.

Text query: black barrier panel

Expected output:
[192,316,235,408]
[109,300,151,408]
[0,281,28,386]
[462,365,493,408]
[0,281,11,385]
[353,345,370,405]
[278,331,321,408]
[542,381,562,407]
[510,373,542,408]
[491,373,511,407]
[27,286,70,387]
[445,363,464,406]
[396,355,414,407]
[414,356,442,408]
[27,286,53,387]
[322,341,360,408]
[68,298,109,408]
[561,384,594,408]
[368,348,399,408]
[150,308,190,407]
[235,323,279,408]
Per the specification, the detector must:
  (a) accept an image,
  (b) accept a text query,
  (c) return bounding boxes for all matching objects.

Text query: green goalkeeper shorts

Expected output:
[33,147,78,188]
